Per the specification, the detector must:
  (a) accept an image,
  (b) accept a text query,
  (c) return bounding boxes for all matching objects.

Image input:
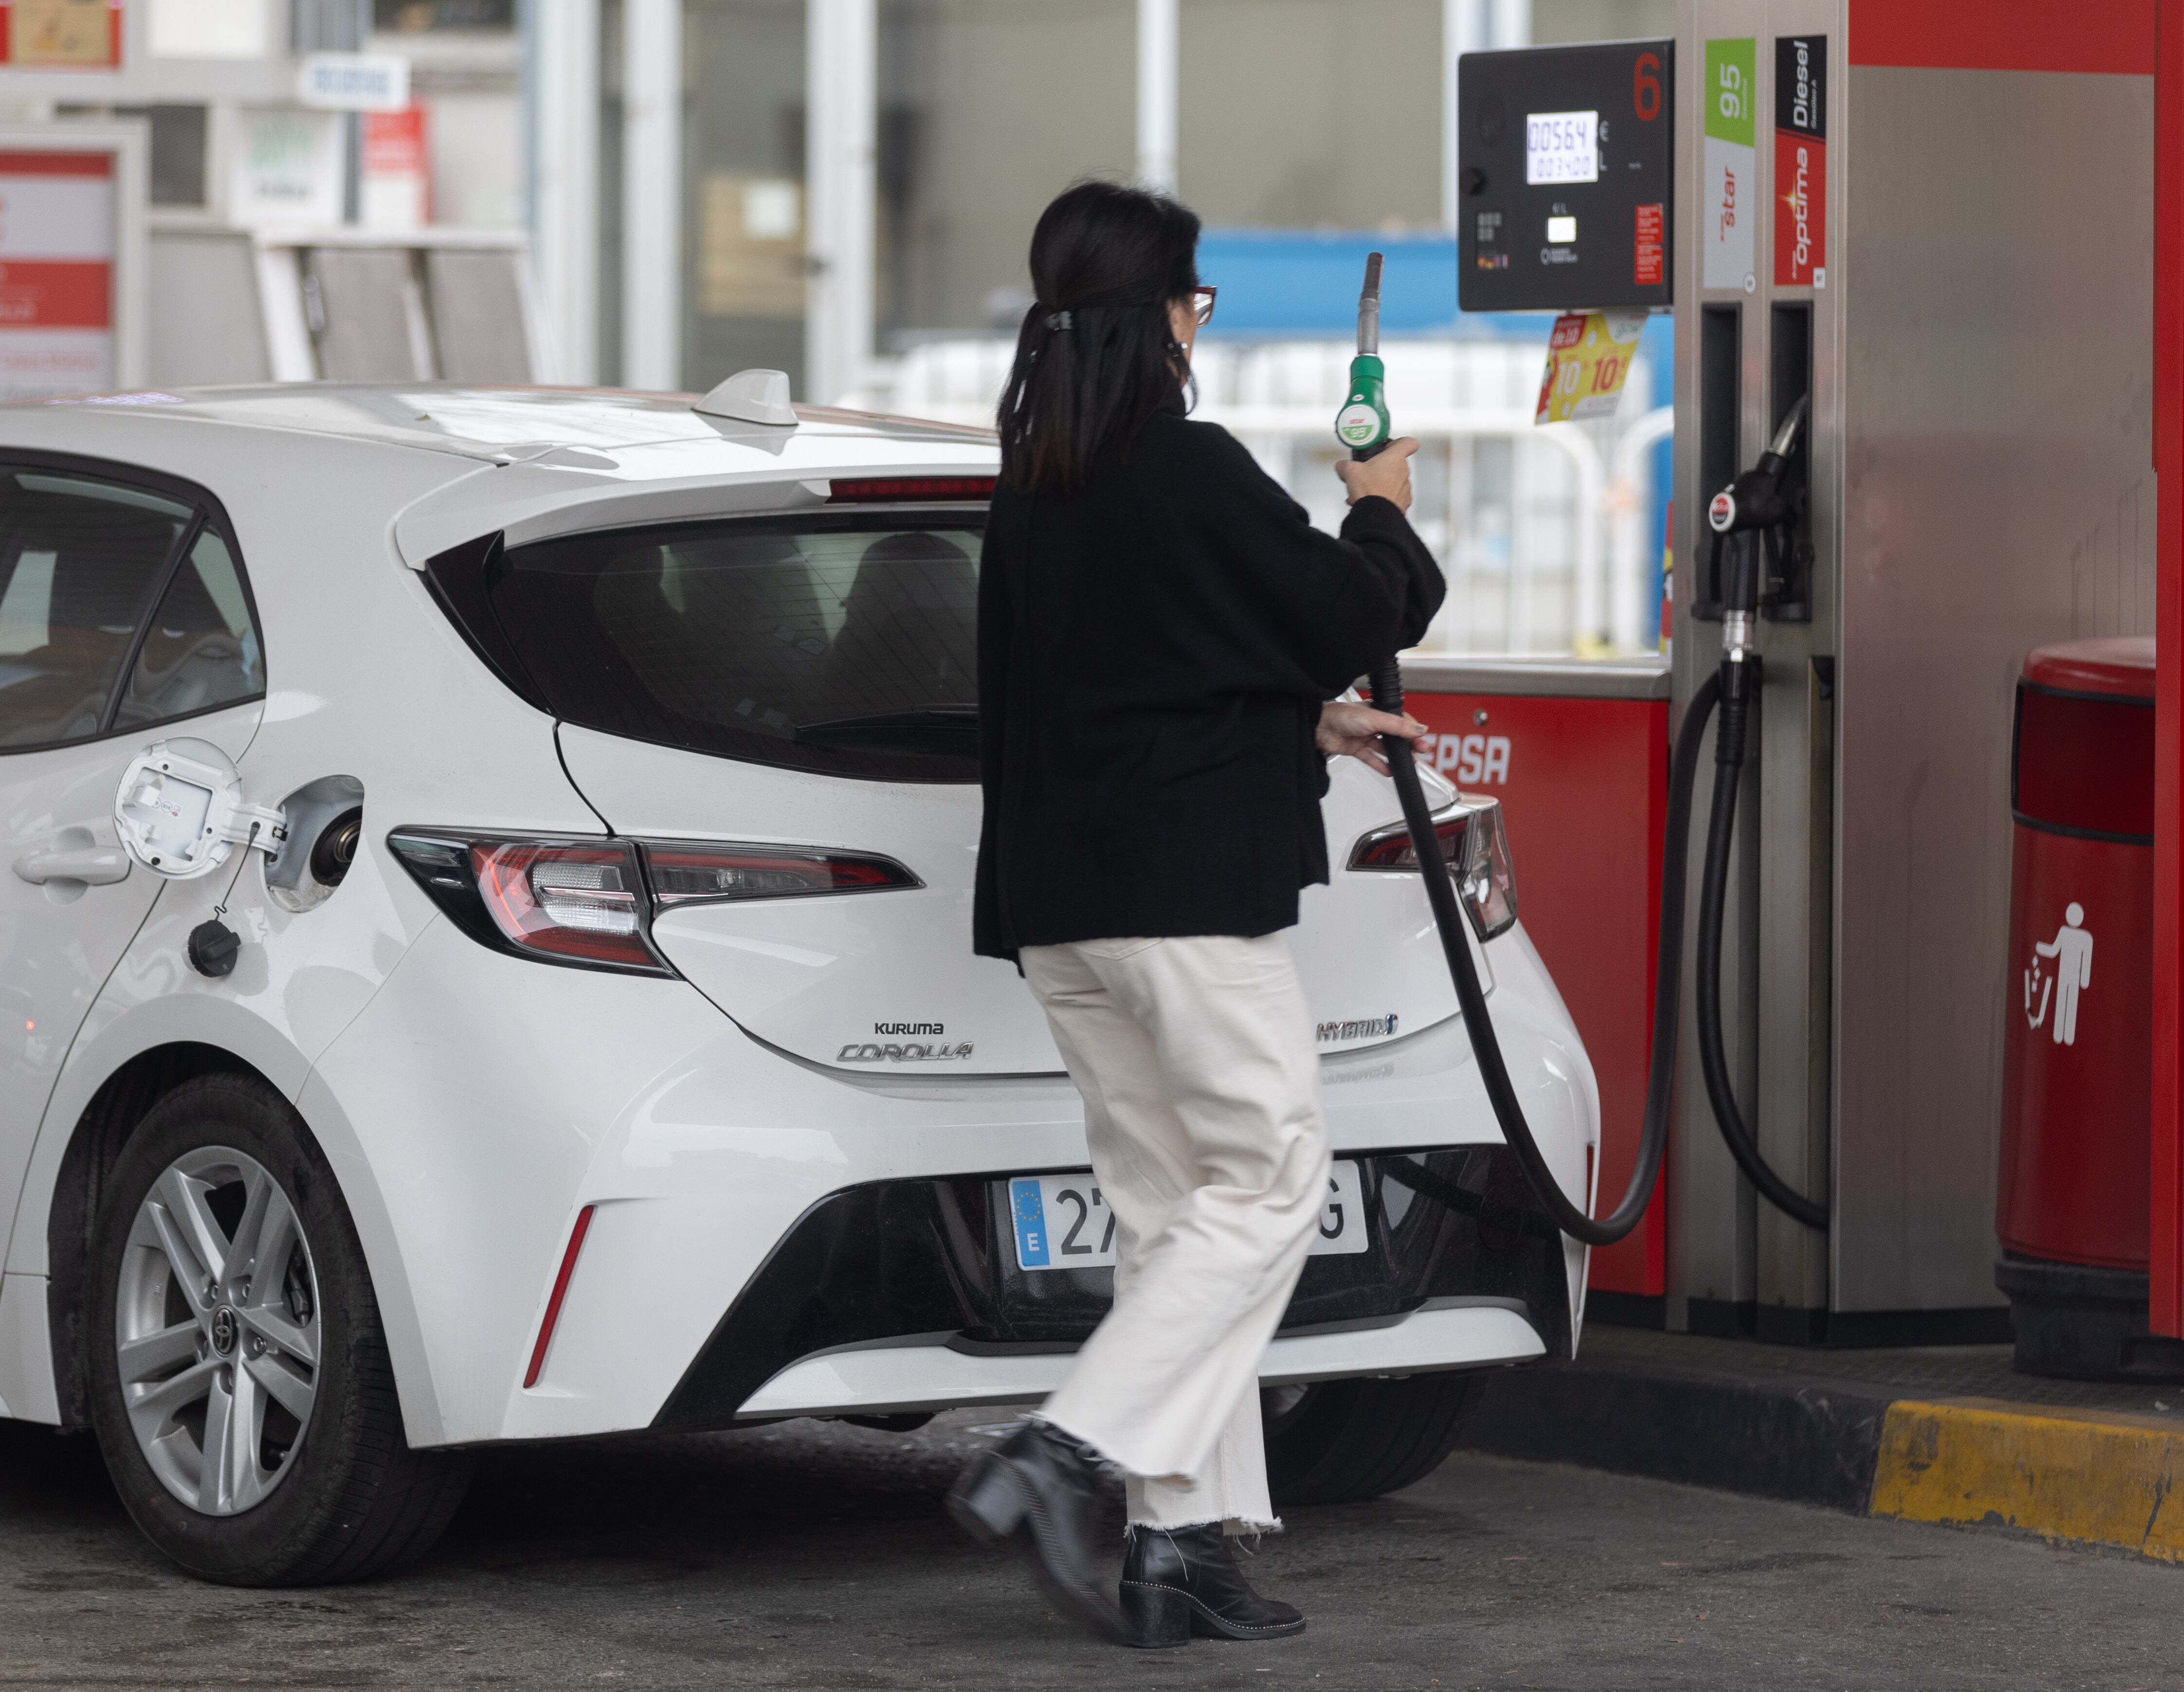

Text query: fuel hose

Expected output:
[1366,656,1827,1243]
[1343,248,1823,1242]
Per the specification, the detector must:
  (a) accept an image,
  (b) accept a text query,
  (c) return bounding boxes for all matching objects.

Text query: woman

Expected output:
[947,181,1443,1648]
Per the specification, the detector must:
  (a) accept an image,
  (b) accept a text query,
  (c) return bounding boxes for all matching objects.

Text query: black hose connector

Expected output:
[1714,662,1751,768]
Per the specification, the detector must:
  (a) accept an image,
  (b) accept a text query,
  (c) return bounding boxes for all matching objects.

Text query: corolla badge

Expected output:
[839,1021,974,1063]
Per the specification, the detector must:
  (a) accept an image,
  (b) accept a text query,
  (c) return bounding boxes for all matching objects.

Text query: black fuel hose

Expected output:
[1690,672,1831,1229]
[1368,660,1715,1246]
[1368,656,1827,1243]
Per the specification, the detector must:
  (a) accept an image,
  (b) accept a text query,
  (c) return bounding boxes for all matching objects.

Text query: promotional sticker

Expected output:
[1702,37,1756,291]
[1535,309,1647,424]
[1773,36,1827,288]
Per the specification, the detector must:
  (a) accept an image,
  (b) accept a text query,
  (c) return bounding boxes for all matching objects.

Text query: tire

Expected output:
[86,1073,471,1585]
[1262,1372,1485,1507]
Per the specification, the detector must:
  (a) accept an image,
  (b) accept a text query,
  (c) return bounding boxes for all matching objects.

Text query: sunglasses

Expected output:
[1189,286,1217,327]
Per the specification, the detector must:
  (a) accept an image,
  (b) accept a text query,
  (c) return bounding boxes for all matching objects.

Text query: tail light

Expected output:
[1347,798,1519,940]
[646,843,917,907]
[387,831,920,975]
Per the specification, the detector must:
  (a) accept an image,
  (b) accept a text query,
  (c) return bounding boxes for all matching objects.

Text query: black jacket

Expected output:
[973,397,1445,960]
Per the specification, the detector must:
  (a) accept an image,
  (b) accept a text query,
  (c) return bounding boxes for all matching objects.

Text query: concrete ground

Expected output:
[1,1407,2178,1691]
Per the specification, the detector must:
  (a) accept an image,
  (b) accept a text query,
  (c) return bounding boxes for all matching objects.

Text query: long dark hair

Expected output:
[997,181,1201,493]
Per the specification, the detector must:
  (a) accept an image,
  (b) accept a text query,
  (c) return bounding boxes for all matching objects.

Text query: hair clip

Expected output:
[1045,310,1073,331]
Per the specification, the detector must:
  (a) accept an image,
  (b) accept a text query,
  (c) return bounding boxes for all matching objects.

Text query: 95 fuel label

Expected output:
[1335,402,1383,448]
[1534,308,1646,424]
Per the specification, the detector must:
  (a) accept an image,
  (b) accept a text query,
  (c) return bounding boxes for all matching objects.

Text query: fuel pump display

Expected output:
[1457,39,1674,313]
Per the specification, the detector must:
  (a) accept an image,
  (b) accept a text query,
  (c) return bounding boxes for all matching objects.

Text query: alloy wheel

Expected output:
[113,1145,322,1515]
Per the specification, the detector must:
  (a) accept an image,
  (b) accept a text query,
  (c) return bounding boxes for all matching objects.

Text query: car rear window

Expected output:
[489,513,983,783]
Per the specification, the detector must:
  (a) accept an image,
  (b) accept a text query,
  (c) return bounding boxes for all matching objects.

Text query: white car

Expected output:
[0,378,1597,1585]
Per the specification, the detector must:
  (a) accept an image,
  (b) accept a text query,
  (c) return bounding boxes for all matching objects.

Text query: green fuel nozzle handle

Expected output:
[1336,251,1391,459]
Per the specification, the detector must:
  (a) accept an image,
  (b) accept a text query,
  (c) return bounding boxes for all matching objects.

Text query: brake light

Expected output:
[387,829,922,974]
[644,842,920,907]
[473,841,655,968]
[1349,815,1468,872]
[827,476,994,503]
[1347,798,1519,940]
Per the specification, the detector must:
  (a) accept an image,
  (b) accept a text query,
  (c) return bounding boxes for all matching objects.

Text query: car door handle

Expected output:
[13,846,131,886]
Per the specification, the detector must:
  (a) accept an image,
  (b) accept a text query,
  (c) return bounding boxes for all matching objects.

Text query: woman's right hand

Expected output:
[1335,437,1420,512]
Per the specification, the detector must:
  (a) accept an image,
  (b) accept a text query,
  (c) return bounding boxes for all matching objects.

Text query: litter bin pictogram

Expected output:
[1995,637,2155,1378]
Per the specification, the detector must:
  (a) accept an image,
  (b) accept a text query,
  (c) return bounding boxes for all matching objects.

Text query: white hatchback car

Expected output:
[0,380,1597,1585]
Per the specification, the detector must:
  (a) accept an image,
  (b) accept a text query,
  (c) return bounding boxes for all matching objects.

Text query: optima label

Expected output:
[1773,36,1826,289]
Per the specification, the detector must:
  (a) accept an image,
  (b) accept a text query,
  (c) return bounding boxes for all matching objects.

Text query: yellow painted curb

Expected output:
[1871,1397,2184,1562]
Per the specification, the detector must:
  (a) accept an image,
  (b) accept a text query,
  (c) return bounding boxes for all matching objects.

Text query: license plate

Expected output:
[1008,1159,1370,1272]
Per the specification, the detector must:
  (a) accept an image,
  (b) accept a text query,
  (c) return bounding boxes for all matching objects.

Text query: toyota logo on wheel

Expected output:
[210,1305,239,1357]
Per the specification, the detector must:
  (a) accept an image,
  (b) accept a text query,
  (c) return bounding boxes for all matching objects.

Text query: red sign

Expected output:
[0,260,109,326]
[1773,36,1827,288]
[0,147,114,395]
[1634,202,1663,287]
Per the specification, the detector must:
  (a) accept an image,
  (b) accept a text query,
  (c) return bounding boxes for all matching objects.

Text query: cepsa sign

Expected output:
[1419,731,1512,786]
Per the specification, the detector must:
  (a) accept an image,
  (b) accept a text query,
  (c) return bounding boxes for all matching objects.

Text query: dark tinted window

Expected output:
[491,515,982,782]
[0,471,192,749]
[115,527,265,731]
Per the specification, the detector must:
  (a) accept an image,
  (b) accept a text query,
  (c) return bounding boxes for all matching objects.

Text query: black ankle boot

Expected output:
[947,1422,1127,1644]
[1120,1523,1306,1644]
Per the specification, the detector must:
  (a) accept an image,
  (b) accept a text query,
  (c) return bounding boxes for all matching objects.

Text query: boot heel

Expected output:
[946,1454,1027,1544]
[1120,1582,1192,1649]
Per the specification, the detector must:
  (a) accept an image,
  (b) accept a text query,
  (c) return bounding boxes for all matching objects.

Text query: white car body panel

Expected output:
[558,727,1491,1078]
[0,385,1600,1449]
[0,705,258,1266]
[389,427,1001,563]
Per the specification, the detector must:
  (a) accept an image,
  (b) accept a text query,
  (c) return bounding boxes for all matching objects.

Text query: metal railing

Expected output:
[847,336,1668,656]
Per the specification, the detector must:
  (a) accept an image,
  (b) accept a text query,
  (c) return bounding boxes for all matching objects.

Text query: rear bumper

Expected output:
[734,1302,1547,1421]
[311,917,1595,1446]
[654,1147,1571,1430]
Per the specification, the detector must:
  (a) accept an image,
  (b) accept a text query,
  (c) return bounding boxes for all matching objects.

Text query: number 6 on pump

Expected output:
[1009,1162,1370,1271]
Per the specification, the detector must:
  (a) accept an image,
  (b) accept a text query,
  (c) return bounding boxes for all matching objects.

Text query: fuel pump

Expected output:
[1345,249,1825,1244]
[1421,14,2158,1343]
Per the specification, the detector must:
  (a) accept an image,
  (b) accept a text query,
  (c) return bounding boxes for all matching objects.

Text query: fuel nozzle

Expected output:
[1703,393,1809,671]
[1706,393,1806,562]
[1335,252,1391,459]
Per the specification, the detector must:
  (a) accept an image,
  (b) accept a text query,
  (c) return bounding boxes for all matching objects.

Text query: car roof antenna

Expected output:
[693,368,799,427]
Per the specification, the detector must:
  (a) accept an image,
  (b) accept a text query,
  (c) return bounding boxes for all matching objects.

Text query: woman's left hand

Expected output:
[1318,700,1429,776]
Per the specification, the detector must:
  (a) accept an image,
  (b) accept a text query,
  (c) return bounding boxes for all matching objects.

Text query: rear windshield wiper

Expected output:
[794,704,979,756]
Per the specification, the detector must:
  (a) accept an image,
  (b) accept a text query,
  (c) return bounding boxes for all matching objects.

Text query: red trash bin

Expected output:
[1994,636,2155,1378]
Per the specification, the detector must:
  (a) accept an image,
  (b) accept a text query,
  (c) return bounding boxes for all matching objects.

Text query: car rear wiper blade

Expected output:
[794,704,979,756]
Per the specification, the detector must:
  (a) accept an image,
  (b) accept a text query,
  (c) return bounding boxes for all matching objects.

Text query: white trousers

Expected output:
[1020,932,1331,1533]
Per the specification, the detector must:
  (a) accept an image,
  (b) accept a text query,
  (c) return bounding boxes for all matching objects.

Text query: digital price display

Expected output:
[1458,40,1674,311]
[1526,111,1599,184]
